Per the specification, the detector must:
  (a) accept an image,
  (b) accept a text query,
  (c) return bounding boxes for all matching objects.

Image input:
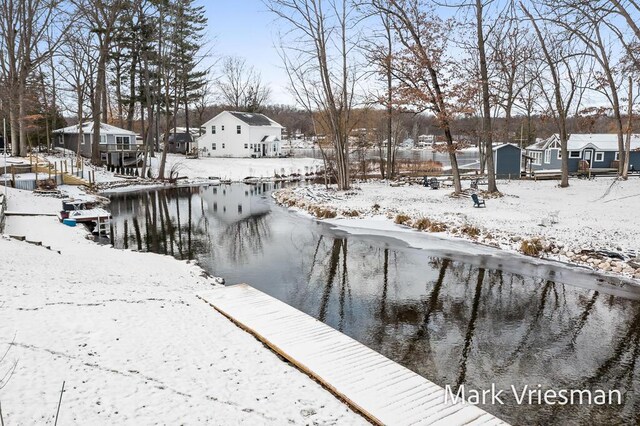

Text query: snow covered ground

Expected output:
[2,153,323,188]
[0,187,364,424]
[275,177,640,281]
[150,154,323,181]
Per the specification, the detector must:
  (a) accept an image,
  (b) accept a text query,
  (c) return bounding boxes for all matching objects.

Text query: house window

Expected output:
[212,143,216,150]
[222,143,225,149]
[238,204,243,214]
[615,152,620,161]
[212,125,216,134]
[544,149,551,164]
[244,143,248,149]
[100,135,107,144]
[116,136,130,150]
[531,151,542,166]
[237,125,242,134]
[250,144,253,149]
[569,151,581,158]
[556,150,562,160]
[595,152,604,162]
[221,125,225,131]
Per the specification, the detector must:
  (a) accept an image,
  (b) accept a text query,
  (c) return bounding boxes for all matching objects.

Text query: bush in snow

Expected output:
[521,238,544,257]
[394,214,411,226]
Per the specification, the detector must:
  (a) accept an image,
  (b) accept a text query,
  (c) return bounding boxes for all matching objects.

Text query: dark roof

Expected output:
[229,112,275,126]
[168,132,193,143]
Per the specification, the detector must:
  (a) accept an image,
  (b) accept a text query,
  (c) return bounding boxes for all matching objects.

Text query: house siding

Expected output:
[55,134,92,158]
[198,112,282,158]
[494,145,522,179]
[630,152,640,170]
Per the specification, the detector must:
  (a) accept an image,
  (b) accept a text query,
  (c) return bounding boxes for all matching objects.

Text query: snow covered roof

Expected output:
[526,134,640,152]
[53,122,137,136]
[492,143,522,151]
[169,127,201,136]
[203,111,282,128]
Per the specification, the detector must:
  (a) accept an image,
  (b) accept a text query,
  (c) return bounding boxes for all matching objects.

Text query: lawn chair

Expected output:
[471,193,486,208]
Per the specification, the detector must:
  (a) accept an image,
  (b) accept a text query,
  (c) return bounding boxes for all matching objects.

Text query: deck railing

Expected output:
[102,144,143,152]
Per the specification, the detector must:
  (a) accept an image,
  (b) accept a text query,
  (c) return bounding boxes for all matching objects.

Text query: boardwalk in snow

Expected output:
[198,284,508,426]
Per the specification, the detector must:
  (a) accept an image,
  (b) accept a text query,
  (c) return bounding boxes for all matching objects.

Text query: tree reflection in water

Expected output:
[219,213,271,264]
[107,184,640,425]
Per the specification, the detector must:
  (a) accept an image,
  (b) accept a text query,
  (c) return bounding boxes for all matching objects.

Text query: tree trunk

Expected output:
[9,108,19,156]
[476,0,498,193]
[622,77,633,180]
[18,90,27,156]
[92,42,108,166]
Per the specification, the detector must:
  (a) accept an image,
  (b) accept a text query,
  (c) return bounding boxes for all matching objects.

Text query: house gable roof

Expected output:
[53,122,136,136]
[492,143,522,152]
[527,133,640,152]
[203,111,282,128]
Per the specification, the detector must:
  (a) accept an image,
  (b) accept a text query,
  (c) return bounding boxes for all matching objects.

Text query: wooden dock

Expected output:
[199,284,507,426]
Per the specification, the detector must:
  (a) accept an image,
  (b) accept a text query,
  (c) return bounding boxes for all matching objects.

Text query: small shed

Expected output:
[493,143,522,179]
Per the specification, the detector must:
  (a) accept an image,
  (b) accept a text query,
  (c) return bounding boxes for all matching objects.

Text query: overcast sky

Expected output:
[201,0,294,105]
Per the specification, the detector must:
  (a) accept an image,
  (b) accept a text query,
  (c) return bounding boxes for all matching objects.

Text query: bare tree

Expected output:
[193,77,214,135]
[487,2,536,145]
[58,24,97,162]
[372,0,464,194]
[267,0,361,190]
[216,56,271,112]
[521,1,588,188]
[74,0,127,165]
[548,1,629,177]
[473,0,498,192]
[364,5,398,179]
[0,0,70,156]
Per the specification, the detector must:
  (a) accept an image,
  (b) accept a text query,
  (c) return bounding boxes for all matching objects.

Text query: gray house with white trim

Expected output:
[53,122,142,166]
[525,134,640,173]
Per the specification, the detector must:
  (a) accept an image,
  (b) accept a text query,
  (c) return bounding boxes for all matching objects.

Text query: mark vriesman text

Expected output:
[444,384,622,406]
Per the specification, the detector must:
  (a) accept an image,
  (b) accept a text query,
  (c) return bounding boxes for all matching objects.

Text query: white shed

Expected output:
[198,111,283,158]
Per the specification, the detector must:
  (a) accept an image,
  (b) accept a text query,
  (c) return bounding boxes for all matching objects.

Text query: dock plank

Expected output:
[199,284,508,426]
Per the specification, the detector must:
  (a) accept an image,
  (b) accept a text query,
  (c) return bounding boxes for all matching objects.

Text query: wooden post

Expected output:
[54,381,65,426]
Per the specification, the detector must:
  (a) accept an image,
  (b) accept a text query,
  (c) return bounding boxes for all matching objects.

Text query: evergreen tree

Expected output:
[171,0,208,134]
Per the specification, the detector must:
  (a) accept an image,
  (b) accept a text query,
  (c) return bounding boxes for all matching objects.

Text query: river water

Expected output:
[106,183,640,425]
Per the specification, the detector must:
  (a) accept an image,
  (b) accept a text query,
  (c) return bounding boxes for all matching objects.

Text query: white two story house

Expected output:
[198,111,283,158]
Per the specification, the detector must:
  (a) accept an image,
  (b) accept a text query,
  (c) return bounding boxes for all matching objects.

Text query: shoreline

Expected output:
[0,186,364,424]
[272,181,640,285]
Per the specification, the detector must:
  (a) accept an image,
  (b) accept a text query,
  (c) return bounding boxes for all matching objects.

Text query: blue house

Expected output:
[525,133,640,173]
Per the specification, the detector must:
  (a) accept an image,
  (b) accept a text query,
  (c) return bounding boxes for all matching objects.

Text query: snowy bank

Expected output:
[150,154,323,182]
[274,178,640,283]
[0,187,363,424]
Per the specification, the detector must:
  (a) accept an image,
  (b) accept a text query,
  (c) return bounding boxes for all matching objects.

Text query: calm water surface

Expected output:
[107,184,640,425]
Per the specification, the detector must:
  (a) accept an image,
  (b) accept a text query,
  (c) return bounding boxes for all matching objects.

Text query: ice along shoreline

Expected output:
[273,179,640,287]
